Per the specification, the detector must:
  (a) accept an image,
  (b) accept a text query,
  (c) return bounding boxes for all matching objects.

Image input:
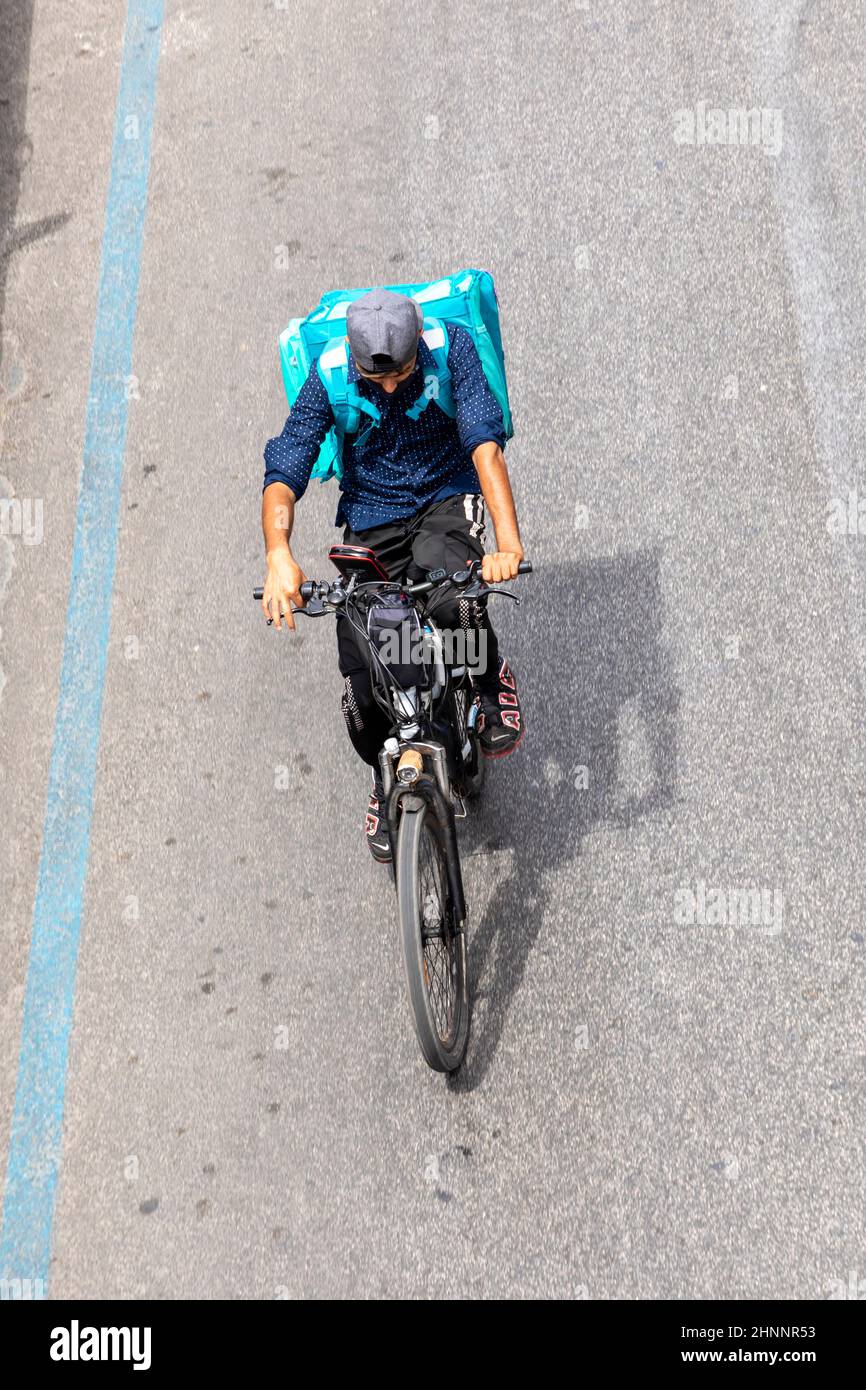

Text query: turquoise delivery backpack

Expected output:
[278,269,513,483]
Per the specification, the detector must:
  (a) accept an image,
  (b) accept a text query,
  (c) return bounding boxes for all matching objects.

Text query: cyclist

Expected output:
[261,287,525,862]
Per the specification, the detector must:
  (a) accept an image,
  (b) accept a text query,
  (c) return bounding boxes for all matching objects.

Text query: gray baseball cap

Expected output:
[346,289,424,374]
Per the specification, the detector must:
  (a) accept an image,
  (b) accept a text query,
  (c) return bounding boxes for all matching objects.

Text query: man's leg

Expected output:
[336,613,390,768]
[409,494,524,755]
[335,512,416,765]
[335,517,414,861]
[408,494,499,678]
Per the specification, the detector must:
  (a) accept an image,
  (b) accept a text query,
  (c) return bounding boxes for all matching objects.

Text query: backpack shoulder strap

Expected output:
[404,317,456,421]
[316,338,381,437]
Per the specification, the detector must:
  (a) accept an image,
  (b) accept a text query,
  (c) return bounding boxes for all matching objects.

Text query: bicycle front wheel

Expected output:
[396,801,469,1072]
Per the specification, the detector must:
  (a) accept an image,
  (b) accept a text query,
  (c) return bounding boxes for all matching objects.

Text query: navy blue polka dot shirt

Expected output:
[262,323,506,533]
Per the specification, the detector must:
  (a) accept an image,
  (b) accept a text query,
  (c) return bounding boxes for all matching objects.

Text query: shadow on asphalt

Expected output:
[0,0,37,386]
[452,547,682,1092]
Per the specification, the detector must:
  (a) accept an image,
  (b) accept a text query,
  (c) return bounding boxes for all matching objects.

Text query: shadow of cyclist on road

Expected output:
[0,4,36,384]
[452,545,681,1092]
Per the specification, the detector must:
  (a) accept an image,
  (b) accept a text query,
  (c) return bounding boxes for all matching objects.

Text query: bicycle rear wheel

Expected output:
[396,800,469,1072]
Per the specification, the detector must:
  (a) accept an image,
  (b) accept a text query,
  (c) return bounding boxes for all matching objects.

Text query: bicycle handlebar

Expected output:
[406,558,532,595]
[252,558,532,605]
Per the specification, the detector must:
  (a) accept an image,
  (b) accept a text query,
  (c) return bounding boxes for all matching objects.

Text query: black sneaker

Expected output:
[476,657,524,758]
[365,774,392,863]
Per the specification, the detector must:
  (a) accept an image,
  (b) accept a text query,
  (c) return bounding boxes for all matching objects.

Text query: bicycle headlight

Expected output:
[396,749,423,784]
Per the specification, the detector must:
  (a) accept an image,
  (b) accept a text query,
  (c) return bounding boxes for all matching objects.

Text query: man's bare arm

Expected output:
[261,481,307,631]
[472,442,525,582]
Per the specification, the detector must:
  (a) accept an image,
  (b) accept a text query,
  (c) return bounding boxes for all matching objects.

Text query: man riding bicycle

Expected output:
[260,287,525,863]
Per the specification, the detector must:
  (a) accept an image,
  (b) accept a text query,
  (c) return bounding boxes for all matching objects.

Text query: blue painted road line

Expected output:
[0,0,163,1295]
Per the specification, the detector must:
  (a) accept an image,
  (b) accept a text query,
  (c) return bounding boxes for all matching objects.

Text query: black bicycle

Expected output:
[254,546,532,1072]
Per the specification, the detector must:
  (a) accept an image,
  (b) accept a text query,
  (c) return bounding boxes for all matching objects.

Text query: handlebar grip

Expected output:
[517,560,533,574]
[253,583,317,601]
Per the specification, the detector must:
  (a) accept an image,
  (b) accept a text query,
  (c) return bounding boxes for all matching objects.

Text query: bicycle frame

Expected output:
[329,576,481,925]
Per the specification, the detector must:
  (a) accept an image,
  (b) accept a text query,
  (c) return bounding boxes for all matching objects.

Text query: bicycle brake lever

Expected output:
[294,598,327,617]
[485,587,520,603]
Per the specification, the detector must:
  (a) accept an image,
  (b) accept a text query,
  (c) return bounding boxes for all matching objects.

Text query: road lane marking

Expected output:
[0,0,164,1294]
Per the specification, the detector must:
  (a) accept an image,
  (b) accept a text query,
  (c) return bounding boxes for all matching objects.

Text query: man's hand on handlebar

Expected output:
[262,549,307,631]
[254,556,532,612]
[481,549,524,584]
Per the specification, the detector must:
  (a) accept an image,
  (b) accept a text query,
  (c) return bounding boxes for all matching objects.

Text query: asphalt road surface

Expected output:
[1,0,865,1299]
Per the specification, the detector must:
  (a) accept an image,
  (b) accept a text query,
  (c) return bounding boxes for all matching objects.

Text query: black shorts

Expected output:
[341,492,486,585]
[336,491,490,678]
[333,493,500,765]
